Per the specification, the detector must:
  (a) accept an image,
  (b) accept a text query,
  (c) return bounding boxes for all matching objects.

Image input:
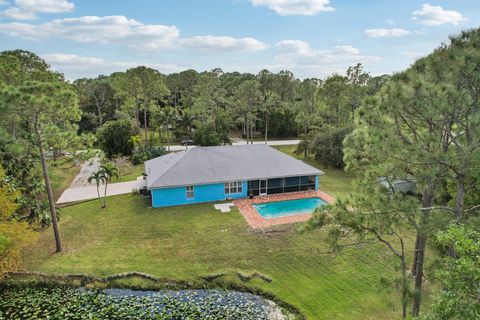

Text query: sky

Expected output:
[0,0,479,80]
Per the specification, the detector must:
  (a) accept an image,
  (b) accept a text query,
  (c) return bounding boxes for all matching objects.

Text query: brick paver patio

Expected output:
[233,190,335,229]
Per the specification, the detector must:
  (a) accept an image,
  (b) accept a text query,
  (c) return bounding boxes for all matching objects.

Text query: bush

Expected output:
[193,124,221,146]
[96,120,137,159]
[131,145,167,165]
[313,126,353,169]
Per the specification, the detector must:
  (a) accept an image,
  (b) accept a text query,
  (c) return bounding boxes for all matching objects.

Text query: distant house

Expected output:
[145,145,323,208]
[378,177,417,194]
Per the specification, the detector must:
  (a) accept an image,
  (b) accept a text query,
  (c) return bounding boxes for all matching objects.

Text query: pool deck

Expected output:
[233,190,335,229]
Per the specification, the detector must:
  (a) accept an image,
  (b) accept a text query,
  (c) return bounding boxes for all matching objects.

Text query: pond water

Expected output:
[0,286,286,319]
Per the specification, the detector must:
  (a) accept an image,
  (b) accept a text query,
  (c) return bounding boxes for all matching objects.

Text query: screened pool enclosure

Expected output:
[247,176,317,196]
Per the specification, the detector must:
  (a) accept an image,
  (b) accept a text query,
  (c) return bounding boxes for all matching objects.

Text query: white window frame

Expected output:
[224,181,242,195]
[186,185,194,199]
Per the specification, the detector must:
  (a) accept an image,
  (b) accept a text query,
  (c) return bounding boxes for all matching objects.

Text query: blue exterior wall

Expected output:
[151,181,248,208]
[150,176,320,208]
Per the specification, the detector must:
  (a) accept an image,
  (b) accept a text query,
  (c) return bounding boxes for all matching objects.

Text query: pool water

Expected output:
[253,197,326,219]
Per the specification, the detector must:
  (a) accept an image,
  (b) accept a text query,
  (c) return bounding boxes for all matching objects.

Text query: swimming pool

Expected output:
[253,197,326,219]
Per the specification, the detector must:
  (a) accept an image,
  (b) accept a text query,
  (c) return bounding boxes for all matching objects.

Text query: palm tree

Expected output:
[158,107,178,152]
[99,163,119,207]
[177,108,196,139]
[88,170,107,208]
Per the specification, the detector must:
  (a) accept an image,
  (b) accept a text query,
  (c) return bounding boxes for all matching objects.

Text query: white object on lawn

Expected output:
[214,203,235,213]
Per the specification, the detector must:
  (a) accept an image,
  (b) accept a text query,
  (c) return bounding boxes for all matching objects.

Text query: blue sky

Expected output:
[0,0,478,80]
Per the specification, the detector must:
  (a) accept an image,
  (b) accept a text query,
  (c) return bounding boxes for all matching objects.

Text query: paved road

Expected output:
[168,139,300,151]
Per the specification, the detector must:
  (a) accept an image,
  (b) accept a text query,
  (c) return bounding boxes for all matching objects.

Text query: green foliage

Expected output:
[0,286,273,319]
[97,120,138,158]
[313,126,353,169]
[194,123,221,146]
[131,145,167,165]
[0,165,37,276]
[423,225,480,320]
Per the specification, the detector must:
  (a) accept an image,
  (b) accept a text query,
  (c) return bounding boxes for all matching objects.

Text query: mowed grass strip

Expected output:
[25,193,400,319]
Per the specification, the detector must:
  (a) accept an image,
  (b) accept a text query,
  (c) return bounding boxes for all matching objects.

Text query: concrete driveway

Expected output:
[57,176,145,204]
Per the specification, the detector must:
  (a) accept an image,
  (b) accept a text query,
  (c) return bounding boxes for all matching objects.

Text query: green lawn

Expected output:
[274,145,354,198]
[113,158,145,183]
[24,145,410,319]
[25,194,401,319]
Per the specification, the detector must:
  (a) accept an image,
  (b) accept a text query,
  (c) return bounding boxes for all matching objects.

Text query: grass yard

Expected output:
[24,194,402,319]
[112,158,145,182]
[23,145,414,319]
[48,157,81,200]
[274,145,354,198]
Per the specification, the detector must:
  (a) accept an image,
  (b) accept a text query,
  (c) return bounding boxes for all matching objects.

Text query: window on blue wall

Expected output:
[224,181,242,194]
[186,185,194,199]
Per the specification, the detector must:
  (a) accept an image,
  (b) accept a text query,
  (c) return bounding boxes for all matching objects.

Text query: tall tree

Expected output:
[234,80,261,144]
[1,79,80,252]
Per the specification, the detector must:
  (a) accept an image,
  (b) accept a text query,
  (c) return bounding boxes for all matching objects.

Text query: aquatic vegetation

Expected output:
[0,286,277,319]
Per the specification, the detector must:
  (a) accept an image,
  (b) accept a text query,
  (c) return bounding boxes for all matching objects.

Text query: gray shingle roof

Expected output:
[145,145,323,189]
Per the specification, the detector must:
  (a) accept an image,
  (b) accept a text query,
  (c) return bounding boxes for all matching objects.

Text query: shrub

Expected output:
[96,120,137,159]
[193,124,221,146]
[131,145,167,165]
[313,126,353,169]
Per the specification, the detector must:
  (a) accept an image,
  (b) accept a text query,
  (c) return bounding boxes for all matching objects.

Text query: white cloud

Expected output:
[365,28,411,38]
[0,15,268,53]
[1,0,74,20]
[42,53,184,79]
[0,16,180,46]
[2,6,37,19]
[249,0,334,16]
[274,40,380,77]
[15,0,74,13]
[412,3,466,26]
[179,35,268,52]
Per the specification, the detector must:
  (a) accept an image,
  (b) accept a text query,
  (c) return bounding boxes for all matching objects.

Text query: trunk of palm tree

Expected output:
[95,101,103,126]
[103,180,108,208]
[144,102,149,146]
[96,183,104,208]
[135,105,141,129]
[35,123,62,253]
[165,122,170,152]
[304,128,308,158]
[264,113,269,145]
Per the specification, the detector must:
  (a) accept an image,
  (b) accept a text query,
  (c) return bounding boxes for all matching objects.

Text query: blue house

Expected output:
[145,145,323,208]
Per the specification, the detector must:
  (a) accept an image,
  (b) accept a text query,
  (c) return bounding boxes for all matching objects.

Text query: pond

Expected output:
[0,286,287,319]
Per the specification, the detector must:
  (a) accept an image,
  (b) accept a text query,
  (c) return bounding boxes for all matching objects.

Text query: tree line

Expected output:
[75,62,387,161]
